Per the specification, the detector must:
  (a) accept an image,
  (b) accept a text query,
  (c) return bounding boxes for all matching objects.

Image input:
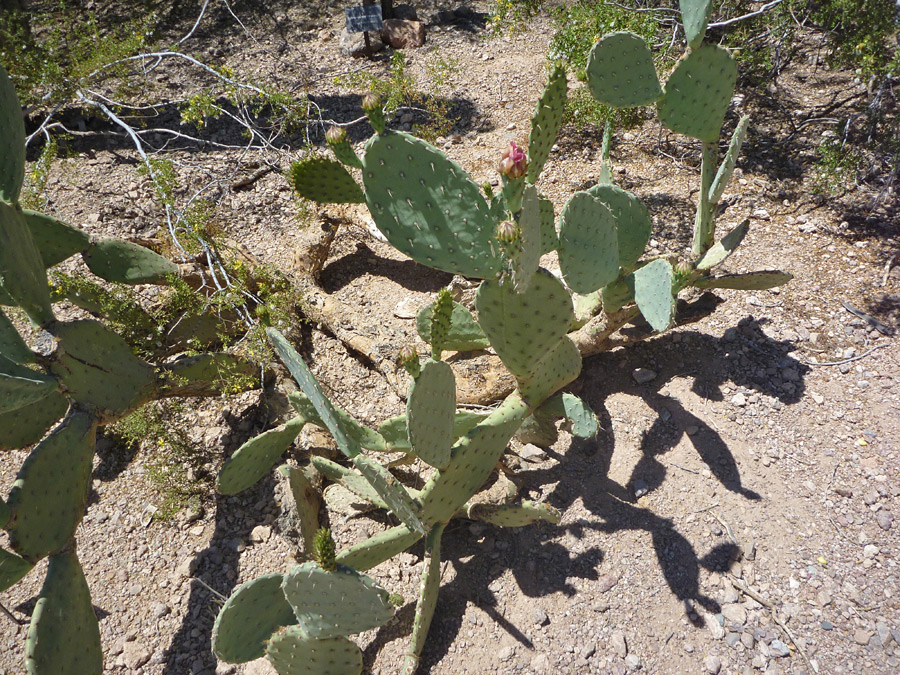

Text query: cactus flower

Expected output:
[495,220,520,243]
[499,141,528,179]
[397,344,421,378]
[326,125,347,144]
[361,93,381,112]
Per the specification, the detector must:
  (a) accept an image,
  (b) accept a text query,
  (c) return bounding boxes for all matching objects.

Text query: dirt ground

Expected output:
[2,2,899,674]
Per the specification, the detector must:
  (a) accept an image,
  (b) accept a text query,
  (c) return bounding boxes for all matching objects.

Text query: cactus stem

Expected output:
[402,523,445,675]
[692,141,718,256]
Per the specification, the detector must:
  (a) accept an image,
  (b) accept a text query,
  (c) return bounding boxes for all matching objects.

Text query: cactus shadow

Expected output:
[319,241,454,293]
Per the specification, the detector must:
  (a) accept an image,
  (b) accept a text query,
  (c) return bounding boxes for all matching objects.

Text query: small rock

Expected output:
[707,616,726,639]
[632,368,657,384]
[864,544,879,558]
[381,19,425,49]
[741,631,755,649]
[126,583,143,596]
[731,392,747,407]
[175,555,199,578]
[339,27,385,57]
[632,479,649,499]
[722,603,747,625]
[250,525,271,543]
[611,630,628,658]
[726,632,741,648]
[498,646,514,662]
[854,629,872,645]
[393,297,419,319]
[769,639,790,657]
[151,601,170,619]
[532,608,549,626]
[624,654,642,671]
[530,653,551,672]
[876,622,894,648]
[876,510,893,530]
[821,620,833,631]
[704,655,722,674]
[686,425,699,436]
[519,443,547,462]
[580,645,596,659]
[817,590,832,606]
[597,574,619,593]
[122,642,152,670]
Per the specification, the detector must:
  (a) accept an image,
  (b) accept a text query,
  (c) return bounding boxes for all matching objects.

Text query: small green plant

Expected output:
[215,4,792,672]
[812,134,863,196]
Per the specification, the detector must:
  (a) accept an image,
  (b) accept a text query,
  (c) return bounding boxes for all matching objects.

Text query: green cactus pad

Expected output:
[337,524,422,571]
[709,115,750,205]
[572,291,602,328]
[328,137,363,169]
[527,63,567,184]
[680,0,713,49]
[25,548,102,675]
[0,498,7,527]
[694,270,793,290]
[601,276,634,313]
[513,185,543,293]
[420,393,530,525]
[0,65,25,203]
[429,289,453,359]
[0,391,68,451]
[82,238,178,284]
[22,210,91,268]
[540,392,599,438]
[268,328,362,459]
[6,411,96,561]
[50,320,155,418]
[403,524,444,675]
[407,359,455,470]
[266,628,363,675]
[658,44,737,143]
[557,192,619,294]
[696,219,749,271]
[311,455,389,509]
[0,355,58,414]
[1,306,35,364]
[281,561,394,639]
[278,465,321,554]
[516,337,582,406]
[362,131,502,279]
[0,546,33,592]
[379,410,488,452]
[290,156,365,204]
[416,301,489,352]
[538,195,558,254]
[585,184,652,272]
[633,259,676,332]
[288,391,387,452]
[586,32,663,108]
[0,201,54,326]
[352,455,425,536]
[216,417,305,495]
[475,269,574,381]
[212,573,297,664]
[467,500,561,527]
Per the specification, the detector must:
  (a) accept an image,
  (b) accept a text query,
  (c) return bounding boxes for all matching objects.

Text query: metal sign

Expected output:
[345,5,383,33]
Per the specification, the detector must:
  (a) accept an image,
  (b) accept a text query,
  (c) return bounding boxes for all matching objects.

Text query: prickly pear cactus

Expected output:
[0,63,260,675]
[218,11,793,674]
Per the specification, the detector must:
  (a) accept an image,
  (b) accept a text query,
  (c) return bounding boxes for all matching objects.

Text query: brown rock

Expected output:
[382,19,425,49]
[122,641,151,670]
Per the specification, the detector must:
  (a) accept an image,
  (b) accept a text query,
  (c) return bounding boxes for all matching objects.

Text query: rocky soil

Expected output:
[2,2,899,674]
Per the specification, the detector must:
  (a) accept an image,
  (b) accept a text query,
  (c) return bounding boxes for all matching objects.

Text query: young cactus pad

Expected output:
[586,32,663,108]
[266,629,362,675]
[0,63,25,203]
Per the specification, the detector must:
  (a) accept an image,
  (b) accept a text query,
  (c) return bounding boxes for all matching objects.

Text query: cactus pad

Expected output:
[696,219,749,271]
[278,465,321,554]
[216,417,305,495]
[311,455,388,509]
[557,192,619,294]
[352,455,425,536]
[288,391,387,452]
[25,549,102,675]
[694,270,793,290]
[266,629,363,675]
[475,269,574,381]
[538,195,558,254]
[709,115,750,205]
[337,524,423,571]
[516,337,582,406]
[0,355,58,414]
[601,276,634,313]
[1,307,35,364]
[23,210,91,268]
[680,0,713,48]
[658,44,737,143]
[290,156,365,204]
[0,201,54,326]
[467,500,561,527]
[362,131,502,278]
[513,185,543,292]
[6,411,96,561]
[528,63,567,184]
[586,184,652,271]
[0,391,68,451]
[586,32,663,108]
[379,410,488,452]
[407,359,455,470]
[212,573,297,663]
[0,547,33,592]
[0,64,25,203]
[416,301,489,352]
[540,392,599,438]
[633,259,676,332]
[281,562,394,638]
[50,320,155,418]
[82,238,178,284]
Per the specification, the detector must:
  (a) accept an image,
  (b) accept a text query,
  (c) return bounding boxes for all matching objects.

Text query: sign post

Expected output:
[344,2,383,56]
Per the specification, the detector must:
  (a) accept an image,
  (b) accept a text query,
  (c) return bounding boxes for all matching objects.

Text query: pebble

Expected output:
[122,642,152,670]
[611,630,628,658]
[624,654,642,671]
[876,622,894,648]
[250,525,272,543]
[704,655,722,674]
[876,510,893,530]
[151,602,170,619]
[726,632,741,648]
[498,646,514,662]
[530,653,550,672]
[597,574,619,593]
[854,629,872,645]
[707,616,726,639]
[731,392,747,407]
[632,368,657,384]
[520,444,547,462]
[769,639,790,657]
[863,544,879,558]
[393,297,418,319]
[821,621,833,631]
[722,603,747,625]
[632,479,649,498]
[532,608,548,626]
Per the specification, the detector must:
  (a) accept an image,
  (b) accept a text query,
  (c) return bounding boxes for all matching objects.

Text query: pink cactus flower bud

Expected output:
[499,141,528,178]
[361,93,381,112]
[496,220,520,243]
[326,126,347,144]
